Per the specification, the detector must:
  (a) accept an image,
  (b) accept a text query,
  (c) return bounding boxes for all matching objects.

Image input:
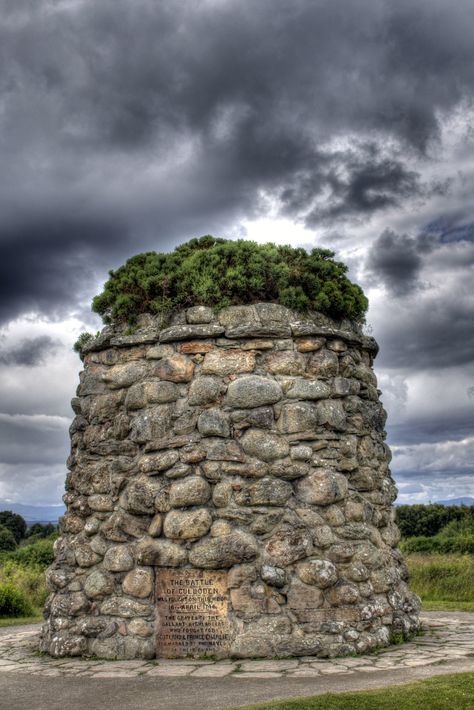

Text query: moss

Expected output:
[92,236,368,325]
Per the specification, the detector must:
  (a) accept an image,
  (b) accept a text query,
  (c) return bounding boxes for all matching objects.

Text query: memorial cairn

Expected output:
[41,238,420,660]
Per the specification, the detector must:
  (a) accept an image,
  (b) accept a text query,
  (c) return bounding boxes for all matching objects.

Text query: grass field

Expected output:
[406,554,474,610]
[234,672,474,710]
[0,614,42,627]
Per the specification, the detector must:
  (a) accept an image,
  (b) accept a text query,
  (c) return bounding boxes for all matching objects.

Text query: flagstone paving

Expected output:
[0,612,473,680]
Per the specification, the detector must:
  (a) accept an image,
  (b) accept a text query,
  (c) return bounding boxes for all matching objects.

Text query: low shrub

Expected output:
[400,533,474,555]
[0,583,34,617]
[73,331,96,353]
[1,536,56,568]
[91,237,368,326]
[400,508,474,555]
[0,561,48,608]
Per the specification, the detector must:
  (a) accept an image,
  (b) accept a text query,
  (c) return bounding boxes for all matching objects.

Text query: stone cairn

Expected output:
[41,303,420,659]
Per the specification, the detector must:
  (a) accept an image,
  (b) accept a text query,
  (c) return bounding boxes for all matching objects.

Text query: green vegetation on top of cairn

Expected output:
[91,236,368,326]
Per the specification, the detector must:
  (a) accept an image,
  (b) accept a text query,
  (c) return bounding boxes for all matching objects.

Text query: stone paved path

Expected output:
[0,612,473,710]
[0,612,473,680]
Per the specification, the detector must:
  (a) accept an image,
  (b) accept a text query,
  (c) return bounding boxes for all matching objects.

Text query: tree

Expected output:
[0,525,17,552]
[26,523,56,539]
[0,511,27,543]
[396,504,472,538]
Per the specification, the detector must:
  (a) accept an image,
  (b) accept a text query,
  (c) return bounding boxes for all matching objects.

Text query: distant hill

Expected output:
[435,497,474,506]
[0,501,65,524]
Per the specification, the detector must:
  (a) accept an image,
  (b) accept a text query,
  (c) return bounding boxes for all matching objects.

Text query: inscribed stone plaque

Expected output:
[156,569,231,658]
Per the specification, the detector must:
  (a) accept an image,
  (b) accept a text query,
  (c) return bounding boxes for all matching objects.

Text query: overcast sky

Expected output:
[1,0,473,507]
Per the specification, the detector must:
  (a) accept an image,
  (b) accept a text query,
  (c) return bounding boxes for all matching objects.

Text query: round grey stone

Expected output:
[186,306,214,323]
[84,570,114,599]
[188,376,222,405]
[163,508,212,540]
[122,567,154,598]
[240,429,289,462]
[169,476,211,507]
[135,539,187,566]
[226,376,282,408]
[285,379,331,400]
[261,564,286,588]
[296,469,348,505]
[103,545,134,572]
[189,531,258,569]
[296,559,338,588]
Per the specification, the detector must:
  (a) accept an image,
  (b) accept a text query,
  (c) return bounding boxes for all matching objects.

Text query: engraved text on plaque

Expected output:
[156,569,232,658]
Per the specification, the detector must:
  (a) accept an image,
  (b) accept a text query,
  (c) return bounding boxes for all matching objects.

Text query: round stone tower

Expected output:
[41,303,420,659]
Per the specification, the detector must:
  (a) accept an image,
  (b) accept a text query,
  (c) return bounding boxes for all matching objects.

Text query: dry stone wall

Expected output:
[41,303,420,659]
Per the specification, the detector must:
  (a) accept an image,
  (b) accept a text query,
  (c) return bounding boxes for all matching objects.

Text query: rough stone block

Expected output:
[296,559,337,588]
[307,349,339,378]
[159,324,224,342]
[197,408,230,437]
[296,469,348,506]
[265,525,313,566]
[122,567,154,598]
[226,375,282,408]
[240,429,289,462]
[163,508,212,540]
[202,349,256,375]
[277,402,318,433]
[234,477,293,506]
[265,351,306,375]
[169,477,211,507]
[189,531,258,568]
[186,306,215,324]
[152,354,195,382]
[135,539,187,566]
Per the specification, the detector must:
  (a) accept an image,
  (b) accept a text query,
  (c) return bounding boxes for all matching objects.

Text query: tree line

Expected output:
[0,511,57,552]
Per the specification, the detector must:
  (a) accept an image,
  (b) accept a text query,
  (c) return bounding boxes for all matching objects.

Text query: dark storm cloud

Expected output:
[0,413,69,466]
[0,335,59,366]
[280,148,422,225]
[377,297,474,370]
[367,225,474,369]
[366,229,434,295]
[2,0,474,323]
[0,215,132,324]
[387,414,474,447]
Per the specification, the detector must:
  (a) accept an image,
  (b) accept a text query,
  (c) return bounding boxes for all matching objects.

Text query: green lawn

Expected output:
[232,672,474,710]
[0,613,42,627]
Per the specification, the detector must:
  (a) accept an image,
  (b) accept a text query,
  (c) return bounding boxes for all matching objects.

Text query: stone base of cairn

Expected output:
[41,303,420,659]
